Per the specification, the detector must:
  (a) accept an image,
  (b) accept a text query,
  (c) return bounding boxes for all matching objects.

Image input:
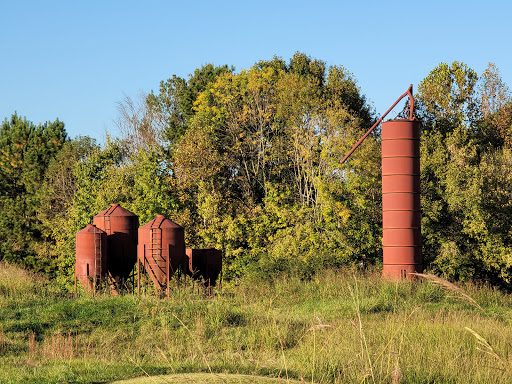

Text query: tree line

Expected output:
[1,53,511,290]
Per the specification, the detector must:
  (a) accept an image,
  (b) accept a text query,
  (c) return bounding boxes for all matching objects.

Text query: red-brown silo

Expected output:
[137,215,185,290]
[93,203,139,280]
[75,224,107,292]
[381,119,422,279]
[185,248,222,286]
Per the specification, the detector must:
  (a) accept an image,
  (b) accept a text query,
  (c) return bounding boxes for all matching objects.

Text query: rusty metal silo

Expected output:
[75,224,107,292]
[93,203,139,281]
[381,119,422,279]
[339,85,423,280]
[137,215,185,292]
[185,248,222,286]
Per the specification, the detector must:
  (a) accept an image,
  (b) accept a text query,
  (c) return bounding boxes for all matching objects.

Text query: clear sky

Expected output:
[1,0,510,143]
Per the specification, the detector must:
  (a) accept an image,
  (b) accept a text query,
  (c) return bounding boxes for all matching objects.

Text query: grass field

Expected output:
[1,261,512,383]
[110,372,304,383]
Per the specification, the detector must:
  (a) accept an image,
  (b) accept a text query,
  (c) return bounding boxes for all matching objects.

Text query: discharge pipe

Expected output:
[340,84,414,165]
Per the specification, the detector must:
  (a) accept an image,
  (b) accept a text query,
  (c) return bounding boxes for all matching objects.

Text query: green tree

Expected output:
[146,64,234,146]
[477,62,512,147]
[172,53,379,277]
[417,61,479,135]
[0,113,66,270]
[37,136,99,279]
[418,61,512,286]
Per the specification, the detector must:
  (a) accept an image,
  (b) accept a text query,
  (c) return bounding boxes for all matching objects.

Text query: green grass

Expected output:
[1,262,512,383]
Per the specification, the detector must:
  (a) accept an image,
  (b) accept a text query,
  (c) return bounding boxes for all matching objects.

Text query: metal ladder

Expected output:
[148,226,166,290]
[103,216,111,235]
[93,228,103,292]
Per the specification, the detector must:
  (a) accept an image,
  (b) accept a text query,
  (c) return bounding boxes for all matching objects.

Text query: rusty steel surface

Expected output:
[381,119,422,279]
[93,203,139,280]
[75,224,107,292]
[381,139,420,158]
[383,210,421,228]
[138,215,185,289]
[380,264,419,280]
[382,193,420,211]
[185,248,222,286]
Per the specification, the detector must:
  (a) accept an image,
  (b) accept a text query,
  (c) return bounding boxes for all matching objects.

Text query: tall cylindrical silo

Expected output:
[381,119,422,279]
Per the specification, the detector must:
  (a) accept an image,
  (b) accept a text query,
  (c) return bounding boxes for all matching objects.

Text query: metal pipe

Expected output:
[340,85,414,165]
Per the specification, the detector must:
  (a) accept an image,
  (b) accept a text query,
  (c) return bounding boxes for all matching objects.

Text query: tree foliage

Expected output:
[418,61,512,285]
[0,114,67,271]
[146,63,234,146]
[2,56,512,289]
[172,53,379,278]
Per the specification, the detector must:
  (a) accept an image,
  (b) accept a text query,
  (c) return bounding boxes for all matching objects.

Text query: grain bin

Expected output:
[75,224,107,292]
[93,203,139,280]
[185,248,222,286]
[137,215,185,291]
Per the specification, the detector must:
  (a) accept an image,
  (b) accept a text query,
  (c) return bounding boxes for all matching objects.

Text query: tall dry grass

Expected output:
[0,261,38,298]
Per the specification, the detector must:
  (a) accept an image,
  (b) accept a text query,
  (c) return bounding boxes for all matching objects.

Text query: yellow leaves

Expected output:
[336,204,352,226]
[192,93,205,113]
[0,151,23,169]
[50,137,62,146]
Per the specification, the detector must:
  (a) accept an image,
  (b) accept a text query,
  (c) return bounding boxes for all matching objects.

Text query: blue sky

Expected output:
[1,0,510,143]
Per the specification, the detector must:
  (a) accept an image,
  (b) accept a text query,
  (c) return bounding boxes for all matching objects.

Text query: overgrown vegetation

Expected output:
[1,53,512,289]
[1,262,512,383]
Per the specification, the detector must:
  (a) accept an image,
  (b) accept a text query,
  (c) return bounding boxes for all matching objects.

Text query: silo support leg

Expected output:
[137,259,140,296]
[166,244,170,298]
